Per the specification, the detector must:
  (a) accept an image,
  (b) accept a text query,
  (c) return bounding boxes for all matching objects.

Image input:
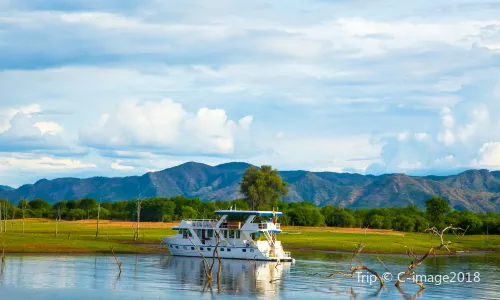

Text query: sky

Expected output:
[1,0,500,187]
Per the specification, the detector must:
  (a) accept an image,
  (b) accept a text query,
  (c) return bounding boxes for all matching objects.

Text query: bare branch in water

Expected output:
[330,241,385,288]
[108,244,122,277]
[1,243,5,264]
[396,225,467,290]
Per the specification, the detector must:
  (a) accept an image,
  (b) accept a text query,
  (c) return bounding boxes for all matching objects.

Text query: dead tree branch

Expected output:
[396,225,467,290]
[1,243,5,264]
[331,241,385,288]
[108,244,122,277]
[187,229,222,283]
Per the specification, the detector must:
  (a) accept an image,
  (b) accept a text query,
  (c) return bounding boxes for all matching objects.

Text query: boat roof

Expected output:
[215,210,283,217]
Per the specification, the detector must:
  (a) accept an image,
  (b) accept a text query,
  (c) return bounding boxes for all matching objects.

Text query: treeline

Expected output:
[280,197,497,234]
[0,197,498,234]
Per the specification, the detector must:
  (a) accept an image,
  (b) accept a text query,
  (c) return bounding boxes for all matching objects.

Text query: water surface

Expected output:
[1,252,499,299]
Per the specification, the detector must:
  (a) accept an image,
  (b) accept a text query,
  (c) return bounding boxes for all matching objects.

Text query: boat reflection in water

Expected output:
[163,256,291,296]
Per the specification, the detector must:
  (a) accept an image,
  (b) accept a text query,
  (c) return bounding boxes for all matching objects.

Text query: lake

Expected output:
[1,252,499,299]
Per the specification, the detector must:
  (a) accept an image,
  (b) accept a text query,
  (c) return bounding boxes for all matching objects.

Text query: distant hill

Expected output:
[3,162,500,212]
[0,185,13,192]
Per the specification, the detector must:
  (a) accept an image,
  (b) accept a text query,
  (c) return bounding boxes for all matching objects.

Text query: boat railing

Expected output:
[185,219,218,228]
[258,222,281,230]
[283,252,291,258]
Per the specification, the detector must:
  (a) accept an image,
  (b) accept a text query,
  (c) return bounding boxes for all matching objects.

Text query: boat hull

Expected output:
[165,241,293,262]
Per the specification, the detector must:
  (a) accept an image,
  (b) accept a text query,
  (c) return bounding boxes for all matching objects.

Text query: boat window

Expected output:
[235,230,241,239]
[175,246,179,249]
[223,230,228,238]
[183,246,187,250]
[191,247,195,250]
[207,248,211,251]
[250,249,254,253]
[181,229,192,239]
[197,229,202,237]
[221,248,225,251]
[169,245,173,248]
[200,247,204,251]
[207,229,213,238]
[242,249,247,252]
[229,230,235,238]
[227,248,231,252]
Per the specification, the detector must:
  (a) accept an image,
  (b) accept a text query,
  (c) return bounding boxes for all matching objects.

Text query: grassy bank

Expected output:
[1,219,499,255]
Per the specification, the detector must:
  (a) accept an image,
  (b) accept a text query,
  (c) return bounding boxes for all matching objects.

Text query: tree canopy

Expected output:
[426,197,450,226]
[240,165,289,210]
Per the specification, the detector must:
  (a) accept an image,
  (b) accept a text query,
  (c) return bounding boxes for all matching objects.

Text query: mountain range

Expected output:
[2,162,500,212]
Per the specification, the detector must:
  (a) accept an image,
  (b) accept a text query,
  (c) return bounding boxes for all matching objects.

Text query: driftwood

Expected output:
[330,241,385,288]
[395,225,467,290]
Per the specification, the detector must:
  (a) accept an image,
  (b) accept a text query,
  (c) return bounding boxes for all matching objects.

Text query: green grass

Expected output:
[1,220,499,255]
[279,226,500,254]
[0,219,170,254]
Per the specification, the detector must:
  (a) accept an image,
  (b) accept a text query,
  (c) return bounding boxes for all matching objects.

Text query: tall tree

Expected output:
[426,197,450,225]
[77,198,98,219]
[240,165,288,210]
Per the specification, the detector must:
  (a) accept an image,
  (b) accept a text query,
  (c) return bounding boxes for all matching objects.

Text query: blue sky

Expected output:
[1,0,500,187]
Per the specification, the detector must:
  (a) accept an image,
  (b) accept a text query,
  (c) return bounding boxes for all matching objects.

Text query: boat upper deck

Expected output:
[215,210,283,217]
[173,210,283,232]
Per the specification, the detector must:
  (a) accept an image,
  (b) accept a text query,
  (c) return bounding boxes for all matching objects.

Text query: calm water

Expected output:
[1,252,499,299]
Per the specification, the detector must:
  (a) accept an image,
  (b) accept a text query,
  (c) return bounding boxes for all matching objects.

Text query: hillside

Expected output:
[2,162,500,212]
[0,185,13,192]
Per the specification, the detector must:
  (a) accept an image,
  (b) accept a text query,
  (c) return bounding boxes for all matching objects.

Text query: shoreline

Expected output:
[287,247,499,256]
[2,245,499,256]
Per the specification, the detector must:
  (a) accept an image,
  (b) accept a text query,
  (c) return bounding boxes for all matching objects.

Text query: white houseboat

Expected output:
[162,209,293,262]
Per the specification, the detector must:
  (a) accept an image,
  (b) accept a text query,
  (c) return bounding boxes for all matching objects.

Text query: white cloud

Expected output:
[0,104,41,132]
[414,132,430,141]
[457,106,489,142]
[398,161,423,170]
[238,116,253,129]
[80,98,253,155]
[34,121,63,135]
[397,132,409,141]
[474,142,500,168]
[110,160,134,170]
[437,107,456,146]
[3,156,96,170]
[80,98,185,147]
[256,135,381,173]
